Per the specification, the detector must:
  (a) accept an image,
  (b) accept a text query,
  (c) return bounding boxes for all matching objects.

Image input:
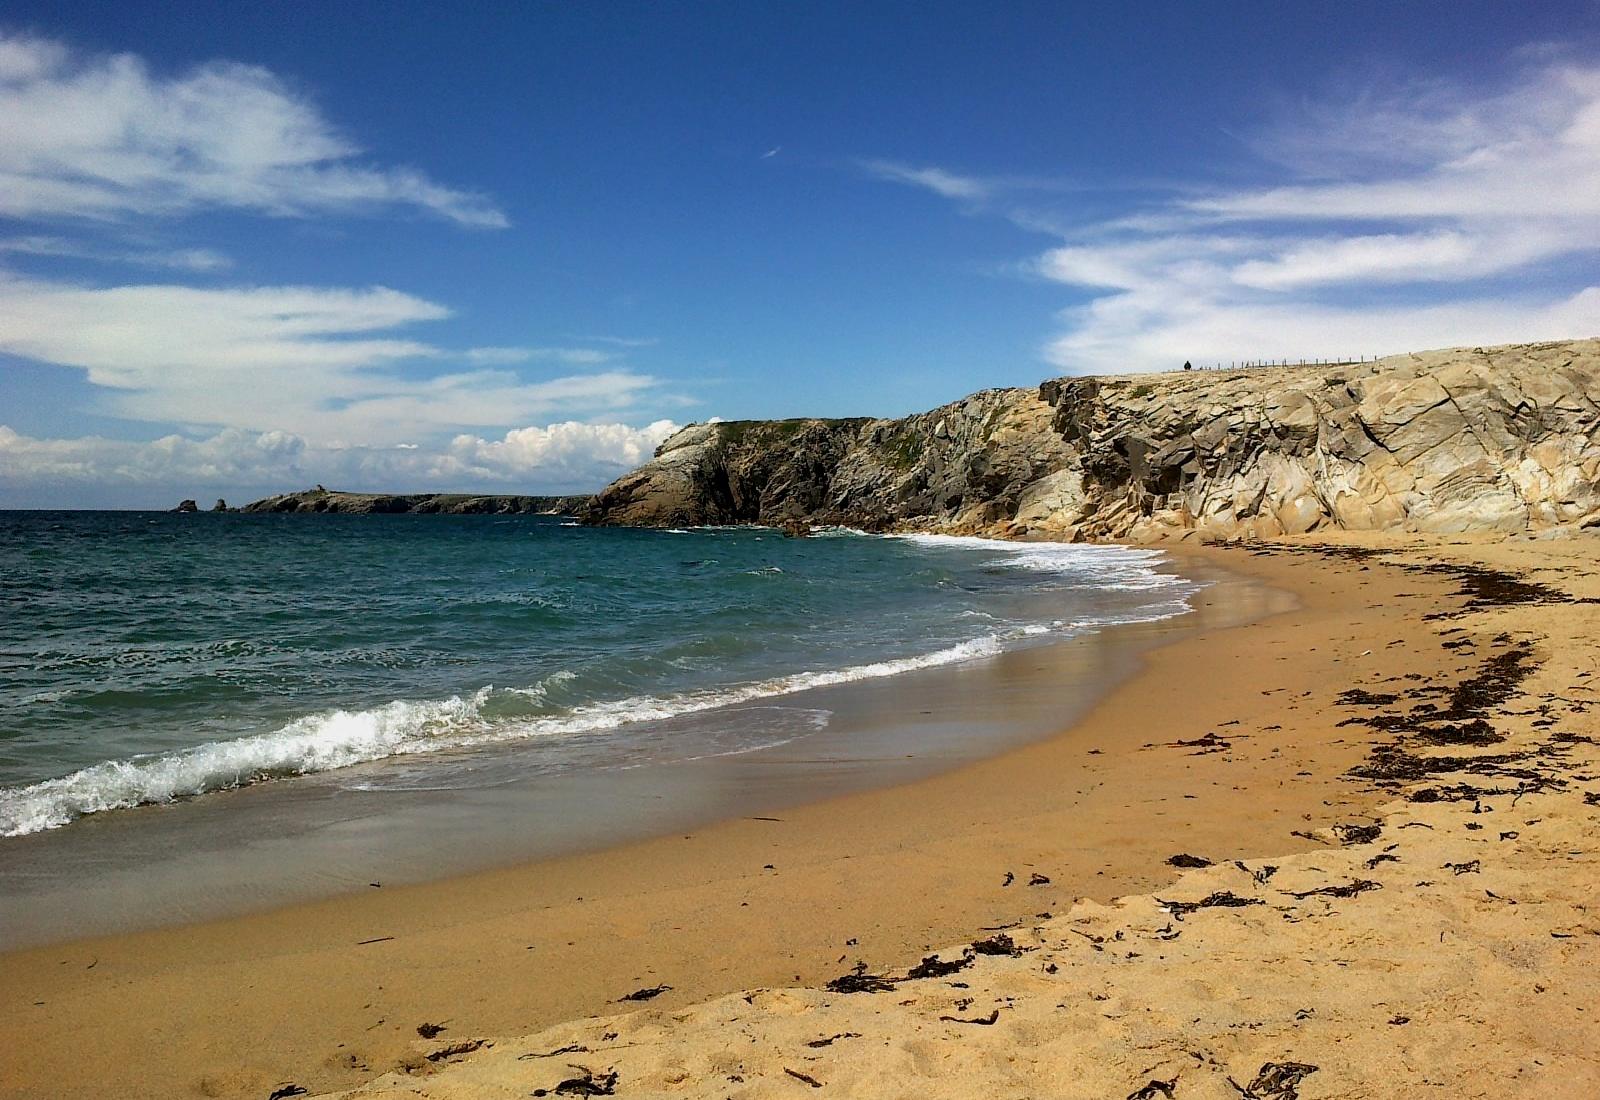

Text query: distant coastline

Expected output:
[187,487,593,515]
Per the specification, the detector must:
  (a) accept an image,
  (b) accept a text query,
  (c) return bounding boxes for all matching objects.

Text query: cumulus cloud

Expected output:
[0,271,671,444]
[1026,58,1600,372]
[0,419,681,502]
[439,420,680,483]
[0,31,505,227]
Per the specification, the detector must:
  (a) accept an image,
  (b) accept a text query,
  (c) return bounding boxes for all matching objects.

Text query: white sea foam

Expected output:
[887,533,1189,592]
[0,634,1010,837]
[19,689,76,705]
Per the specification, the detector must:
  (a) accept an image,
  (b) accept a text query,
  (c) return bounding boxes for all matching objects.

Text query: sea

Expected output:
[0,510,1199,836]
[0,510,1215,941]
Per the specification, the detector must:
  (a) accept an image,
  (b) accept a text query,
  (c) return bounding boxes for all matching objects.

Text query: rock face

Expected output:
[584,339,1600,540]
[240,489,591,515]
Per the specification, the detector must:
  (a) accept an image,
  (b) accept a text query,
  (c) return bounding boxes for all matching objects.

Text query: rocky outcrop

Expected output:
[240,489,591,515]
[584,339,1600,540]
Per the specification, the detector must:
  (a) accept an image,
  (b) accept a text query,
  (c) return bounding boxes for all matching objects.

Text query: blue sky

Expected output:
[2,2,1598,506]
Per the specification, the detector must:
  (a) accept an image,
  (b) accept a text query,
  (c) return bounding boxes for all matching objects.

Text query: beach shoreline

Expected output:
[5,536,1592,1098]
[0,541,1248,951]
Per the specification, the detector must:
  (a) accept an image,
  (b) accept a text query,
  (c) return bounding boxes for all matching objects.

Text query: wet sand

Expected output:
[0,539,1550,1099]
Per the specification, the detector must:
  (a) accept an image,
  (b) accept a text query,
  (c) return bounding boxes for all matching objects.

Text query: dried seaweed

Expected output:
[1285,879,1381,900]
[1336,689,1398,706]
[1332,823,1381,845]
[905,953,972,980]
[1417,563,1570,611]
[825,962,895,994]
[1127,1078,1177,1099]
[1413,720,1504,747]
[784,1068,823,1088]
[1167,853,1213,868]
[1235,861,1278,885]
[1228,1061,1318,1100]
[534,1069,619,1097]
[971,933,1023,956]
[938,1009,1000,1025]
[805,1032,860,1048]
[1159,891,1264,919]
[519,1044,589,1061]
[1162,732,1232,754]
[1409,782,1511,803]
[618,984,670,1002]
[425,1039,486,1063]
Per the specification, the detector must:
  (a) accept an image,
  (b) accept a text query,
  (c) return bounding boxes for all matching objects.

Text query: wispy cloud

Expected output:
[0,31,506,227]
[571,335,660,349]
[463,346,615,366]
[860,159,993,201]
[0,234,232,271]
[1028,58,1600,371]
[0,272,673,444]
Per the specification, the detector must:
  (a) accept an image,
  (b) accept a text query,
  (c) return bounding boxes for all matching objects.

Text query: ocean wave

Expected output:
[0,634,1010,837]
[886,533,1189,593]
[0,689,491,837]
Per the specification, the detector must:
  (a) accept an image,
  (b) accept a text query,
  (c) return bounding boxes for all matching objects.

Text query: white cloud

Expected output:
[1046,287,1600,373]
[1026,59,1600,372]
[439,419,680,483]
[0,234,232,271]
[0,419,681,501]
[0,31,506,227]
[570,335,660,349]
[463,346,615,366]
[861,159,992,200]
[0,271,672,444]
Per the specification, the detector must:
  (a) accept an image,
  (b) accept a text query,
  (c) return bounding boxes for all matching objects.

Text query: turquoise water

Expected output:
[0,512,1195,838]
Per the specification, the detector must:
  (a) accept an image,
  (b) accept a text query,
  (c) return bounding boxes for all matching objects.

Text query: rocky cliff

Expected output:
[584,339,1600,540]
[240,489,590,515]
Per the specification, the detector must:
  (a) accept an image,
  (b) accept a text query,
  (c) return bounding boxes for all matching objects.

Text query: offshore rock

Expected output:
[583,339,1600,540]
[239,489,592,515]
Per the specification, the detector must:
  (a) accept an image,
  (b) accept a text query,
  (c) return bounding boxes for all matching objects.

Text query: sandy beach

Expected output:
[4,535,1598,1099]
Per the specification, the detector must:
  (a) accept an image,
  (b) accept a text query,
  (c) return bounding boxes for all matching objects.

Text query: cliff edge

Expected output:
[584,339,1600,540]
